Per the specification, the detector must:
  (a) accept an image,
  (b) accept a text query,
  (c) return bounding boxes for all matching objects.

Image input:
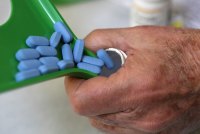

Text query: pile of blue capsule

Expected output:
[15,21,114,82]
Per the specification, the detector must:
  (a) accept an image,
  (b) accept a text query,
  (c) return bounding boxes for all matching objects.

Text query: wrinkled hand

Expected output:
[65,26,200,134]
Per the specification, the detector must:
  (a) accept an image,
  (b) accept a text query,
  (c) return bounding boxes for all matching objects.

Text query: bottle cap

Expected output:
[100,48,127,77]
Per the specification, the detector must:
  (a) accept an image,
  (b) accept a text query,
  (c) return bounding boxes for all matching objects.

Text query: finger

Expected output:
[90,119,146,134]
[84,28,133,52]
[95,106,181,134]
[94,107,147,128]
[65,77,85,95]
[64,67,132,116]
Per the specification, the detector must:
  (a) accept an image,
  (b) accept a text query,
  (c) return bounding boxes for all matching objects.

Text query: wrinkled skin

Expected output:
[65,26,200,134]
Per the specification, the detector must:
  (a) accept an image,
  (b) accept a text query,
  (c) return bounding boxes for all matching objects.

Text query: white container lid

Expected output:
[100,48,127,77]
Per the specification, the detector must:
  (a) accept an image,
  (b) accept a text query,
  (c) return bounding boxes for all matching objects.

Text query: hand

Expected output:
[65,26,200,134]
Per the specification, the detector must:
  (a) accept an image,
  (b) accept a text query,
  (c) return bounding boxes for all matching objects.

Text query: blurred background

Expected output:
[0,0,199,134]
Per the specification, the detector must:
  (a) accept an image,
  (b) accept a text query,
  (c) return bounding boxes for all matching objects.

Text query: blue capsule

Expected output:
[97,49,114,69]
[36,46,57,56]
[73,39,84,63]
[57,60,74,70]
[54,21,73,43]
[39,57,59,65]
[39,64,59,74]
[16,49,40,61]
[15,69,40,82]
[82,56,104,67]
[62,44,74,61]
[50,32,62,48]
[77,62,101,74]
[26,36,49,48]
[18,60,41,71]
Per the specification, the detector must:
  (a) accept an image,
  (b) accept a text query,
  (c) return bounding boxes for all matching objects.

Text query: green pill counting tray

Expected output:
[0,0,97,93]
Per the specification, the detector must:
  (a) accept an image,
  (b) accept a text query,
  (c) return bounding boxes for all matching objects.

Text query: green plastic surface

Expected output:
[52,0,88,5]
[0,0,97,93]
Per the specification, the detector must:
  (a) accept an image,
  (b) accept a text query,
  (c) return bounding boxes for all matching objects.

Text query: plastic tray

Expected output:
[0,0,97,93]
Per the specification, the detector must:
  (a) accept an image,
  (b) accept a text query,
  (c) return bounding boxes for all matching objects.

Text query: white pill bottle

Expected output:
[130,0,171,26]
[183,0,200,29]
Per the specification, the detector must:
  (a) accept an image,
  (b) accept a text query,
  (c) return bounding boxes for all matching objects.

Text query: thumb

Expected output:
[84,28,131,52]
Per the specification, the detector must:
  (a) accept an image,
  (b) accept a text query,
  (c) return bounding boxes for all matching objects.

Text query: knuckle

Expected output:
[70,96,87,115]
[88,29,104,39]
[135,113,173,133]
[133,25,161,36]
[90,119,104,131]
[90,119,98,128]
[138,122,165,133]
[85,29,106,48]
